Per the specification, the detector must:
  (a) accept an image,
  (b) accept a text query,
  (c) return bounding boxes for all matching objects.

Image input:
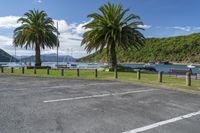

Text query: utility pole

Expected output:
[56,21,59,69]
[15,46,16,62]
[12,34,17,63]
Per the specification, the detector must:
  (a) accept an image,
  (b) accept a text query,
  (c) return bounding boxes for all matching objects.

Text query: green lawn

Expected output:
[1,68,200,92]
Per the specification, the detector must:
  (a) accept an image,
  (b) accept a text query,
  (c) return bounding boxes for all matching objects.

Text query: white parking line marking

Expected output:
[40,82,122,89]
[122,110,200,133]
[43,89,157,103]
[2,82,124,92]
[0,82,122,91]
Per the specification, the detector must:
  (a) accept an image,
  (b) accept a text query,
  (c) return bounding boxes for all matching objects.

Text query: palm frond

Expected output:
[81,2,145,66]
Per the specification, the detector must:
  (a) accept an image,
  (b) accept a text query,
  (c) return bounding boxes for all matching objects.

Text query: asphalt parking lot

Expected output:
[0,75,199,133]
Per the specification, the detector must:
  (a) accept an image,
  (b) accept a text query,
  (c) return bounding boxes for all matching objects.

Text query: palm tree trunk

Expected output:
[110,44,118,78]
[35,44,41,67]
[110,44,117,70]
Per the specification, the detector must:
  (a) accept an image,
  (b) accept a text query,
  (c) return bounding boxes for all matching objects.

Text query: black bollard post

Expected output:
[95,69,98,78]
[11,67,14,73]
[22,67,25,74]
[77,69,80,77]
[186,72,191,86]
[1,67,4,73]
[61,69,64,76]
[137,70,141,80]
[47,68,50,75]
[114,67,118,79]
[34,67,36,74]
[158,71,163,83]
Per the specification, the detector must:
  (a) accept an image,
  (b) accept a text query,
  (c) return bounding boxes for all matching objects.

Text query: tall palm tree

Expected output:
[81,2,145,71]
[13,9,58,66]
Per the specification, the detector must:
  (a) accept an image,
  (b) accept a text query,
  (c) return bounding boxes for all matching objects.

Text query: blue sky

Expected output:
[0,0,200,57]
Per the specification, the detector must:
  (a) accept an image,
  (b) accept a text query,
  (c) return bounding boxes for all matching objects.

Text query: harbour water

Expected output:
[123,64,200,74]
[0,62,200,74]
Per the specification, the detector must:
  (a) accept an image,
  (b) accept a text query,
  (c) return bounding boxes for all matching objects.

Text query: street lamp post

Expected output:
[56,21,59,69]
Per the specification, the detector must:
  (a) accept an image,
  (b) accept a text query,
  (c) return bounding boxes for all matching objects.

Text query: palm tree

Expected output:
[81,2,145,72]
[13,10,58,66]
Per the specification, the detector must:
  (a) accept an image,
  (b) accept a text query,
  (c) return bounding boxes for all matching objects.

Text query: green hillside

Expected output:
[79,33,200,63]
[0,49,17,62]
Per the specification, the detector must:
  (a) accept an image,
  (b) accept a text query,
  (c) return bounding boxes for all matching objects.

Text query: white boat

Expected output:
[67,63,78,69]
[143,62,155,67]
[88,63,98,65]
[187,64,196,68]
[143,63,151,67]
[6,62,27,68]
[3,62,26,68]
[56,63,78,69]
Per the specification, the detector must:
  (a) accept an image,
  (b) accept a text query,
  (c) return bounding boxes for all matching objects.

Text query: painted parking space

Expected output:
[0,75,199,133]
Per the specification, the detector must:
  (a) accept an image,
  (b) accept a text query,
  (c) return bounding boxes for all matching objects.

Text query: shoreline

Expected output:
[120,62,200,66]
[1,61,200,66]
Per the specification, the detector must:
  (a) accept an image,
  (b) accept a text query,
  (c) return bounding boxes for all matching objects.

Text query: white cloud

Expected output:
[54,19,91,35]
[0,35,19,56]
[74,23,87,34]
[52,20,89,57]
[0,16,92,58]
[72,20,92,34]
[54,20,75,33]
[0,35,12,45]
[149,26,200,38]
[172,26,191,32]
[36,0,42,3]
[2,15,200,57]
[0,16,20,29]
[138,24,152,29]
[193,27,200,30]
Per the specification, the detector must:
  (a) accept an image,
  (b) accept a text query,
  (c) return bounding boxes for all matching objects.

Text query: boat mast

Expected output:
[71,48,73,62]
[67,48,69,63]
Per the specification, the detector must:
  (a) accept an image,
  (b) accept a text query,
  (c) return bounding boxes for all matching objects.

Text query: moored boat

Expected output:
[158,61,172,65]
[187,64,196,68]
[143,61,156,67]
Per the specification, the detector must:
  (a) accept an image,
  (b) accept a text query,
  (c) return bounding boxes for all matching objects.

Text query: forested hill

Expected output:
[79,33,200,63]
[0,49,17,62]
